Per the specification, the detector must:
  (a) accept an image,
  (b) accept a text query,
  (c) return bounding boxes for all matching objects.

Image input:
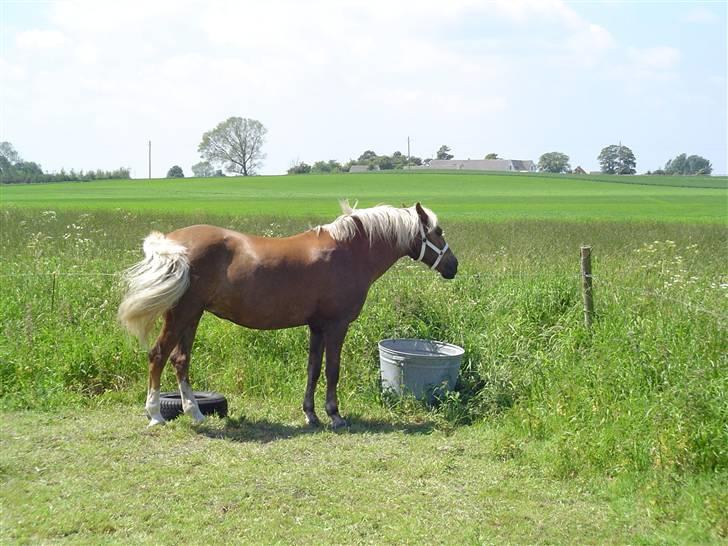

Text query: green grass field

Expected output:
[2,171,726,222]
[1,172,727,543]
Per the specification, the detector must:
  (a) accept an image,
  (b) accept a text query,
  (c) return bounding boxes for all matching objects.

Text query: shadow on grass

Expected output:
[195,413,435,444]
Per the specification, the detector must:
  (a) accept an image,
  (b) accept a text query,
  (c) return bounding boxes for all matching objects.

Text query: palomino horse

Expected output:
[118,202,458,428]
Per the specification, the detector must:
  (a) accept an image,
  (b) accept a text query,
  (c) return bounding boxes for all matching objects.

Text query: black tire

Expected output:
[158,391,228,421]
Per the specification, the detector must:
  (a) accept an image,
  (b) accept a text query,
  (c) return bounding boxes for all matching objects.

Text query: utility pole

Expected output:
[407,136,410,164]
[148,140,152,179]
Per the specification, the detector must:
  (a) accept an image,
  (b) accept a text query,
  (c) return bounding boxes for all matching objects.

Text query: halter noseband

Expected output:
[417,223,449,270]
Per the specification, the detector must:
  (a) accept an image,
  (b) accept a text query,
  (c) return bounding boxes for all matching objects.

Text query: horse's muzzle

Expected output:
[441,258,458,279]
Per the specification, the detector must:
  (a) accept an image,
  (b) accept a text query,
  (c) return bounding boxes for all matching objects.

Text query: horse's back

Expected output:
[164,224,360,329]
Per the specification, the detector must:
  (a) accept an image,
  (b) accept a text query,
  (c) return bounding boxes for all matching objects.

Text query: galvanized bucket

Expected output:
[378,338,464,402]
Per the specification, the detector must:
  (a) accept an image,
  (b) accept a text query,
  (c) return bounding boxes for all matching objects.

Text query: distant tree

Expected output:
[191,160,215,178]
[312,160,331,173]
[167,165,184,178]
[664,153,712,175]
[198,117,267,176]
[484,153,499,160]
[0,142,21,164]
[13,161,43,178]
[538,151,571,173]
[376,155,395,170]
[0,155,11,177]
[358,150,377,162]
[287,162,311,175]
[598,144,636,175]
[436,145,453,160]
[311,160,343,173]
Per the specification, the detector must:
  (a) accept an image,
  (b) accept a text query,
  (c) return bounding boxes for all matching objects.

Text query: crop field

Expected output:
[2,171,726,222]
[1,171,727,544]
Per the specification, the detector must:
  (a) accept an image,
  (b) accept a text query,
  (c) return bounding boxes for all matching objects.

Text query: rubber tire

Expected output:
[158,391,228,421]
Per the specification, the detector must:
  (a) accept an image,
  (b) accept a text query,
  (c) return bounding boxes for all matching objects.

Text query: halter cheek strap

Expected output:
[417,223,449,270]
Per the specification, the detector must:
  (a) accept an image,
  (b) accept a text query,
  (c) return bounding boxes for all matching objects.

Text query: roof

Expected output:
[426,159,535,172]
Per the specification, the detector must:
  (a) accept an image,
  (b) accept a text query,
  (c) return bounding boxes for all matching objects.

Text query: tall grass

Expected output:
[1,208,726,483]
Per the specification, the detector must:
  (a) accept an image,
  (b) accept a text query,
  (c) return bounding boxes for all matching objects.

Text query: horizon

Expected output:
[2,1,726,177]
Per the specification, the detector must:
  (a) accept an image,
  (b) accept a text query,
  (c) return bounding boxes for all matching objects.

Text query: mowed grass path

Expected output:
[1,171,725,222]
[1,404,708,545]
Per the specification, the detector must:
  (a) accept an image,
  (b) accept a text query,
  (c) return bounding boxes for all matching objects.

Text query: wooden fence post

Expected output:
[51,272,57,311]
[580,246,594,328]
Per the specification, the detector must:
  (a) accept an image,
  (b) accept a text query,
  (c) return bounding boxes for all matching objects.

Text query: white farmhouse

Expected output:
[425,159,537,172]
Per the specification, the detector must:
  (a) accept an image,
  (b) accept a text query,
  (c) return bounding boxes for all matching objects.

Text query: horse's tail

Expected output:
[118,232,190,348]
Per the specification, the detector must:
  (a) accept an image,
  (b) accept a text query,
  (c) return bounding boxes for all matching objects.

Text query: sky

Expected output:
[1,0,726,177]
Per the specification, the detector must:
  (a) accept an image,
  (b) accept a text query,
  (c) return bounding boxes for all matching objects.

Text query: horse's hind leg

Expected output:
[146,322,180,426]
[169,312,204,423]
[145,302,201,426]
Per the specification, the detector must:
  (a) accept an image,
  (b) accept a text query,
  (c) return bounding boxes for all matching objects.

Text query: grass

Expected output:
[1,172,727,543]
[1,170,726,222]
[2,405,726,544]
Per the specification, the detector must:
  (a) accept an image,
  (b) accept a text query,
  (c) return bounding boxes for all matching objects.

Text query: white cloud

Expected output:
[685,6,719,24]
[628,47,681,71]
[0,58,27,81]
[3,0,723,176]
[15,29,67,49]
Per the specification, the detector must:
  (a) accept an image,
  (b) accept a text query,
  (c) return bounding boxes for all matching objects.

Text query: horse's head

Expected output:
[410,202,458,279]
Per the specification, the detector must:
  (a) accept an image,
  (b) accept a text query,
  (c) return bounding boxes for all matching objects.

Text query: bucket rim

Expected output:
[378,338,465,358]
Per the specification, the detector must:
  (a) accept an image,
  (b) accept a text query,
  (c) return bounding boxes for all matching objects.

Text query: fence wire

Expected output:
[1,268,725,326]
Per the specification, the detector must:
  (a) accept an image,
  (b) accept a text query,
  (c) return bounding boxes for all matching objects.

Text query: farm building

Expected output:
[349,165,379,173]
[423,159,537,172]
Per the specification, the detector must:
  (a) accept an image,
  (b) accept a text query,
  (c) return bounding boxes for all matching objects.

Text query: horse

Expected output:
[118,201,458,428]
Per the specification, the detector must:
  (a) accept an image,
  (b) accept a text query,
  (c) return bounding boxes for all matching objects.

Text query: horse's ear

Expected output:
[415,202,428,225]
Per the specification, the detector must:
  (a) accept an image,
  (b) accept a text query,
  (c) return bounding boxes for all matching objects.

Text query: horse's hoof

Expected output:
[305,413,321,427]
[147,416,166,427]
[331,417,348,430]
[186,408,205,424]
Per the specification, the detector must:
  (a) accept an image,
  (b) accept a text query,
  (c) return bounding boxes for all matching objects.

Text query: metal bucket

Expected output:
[378,338,464,402]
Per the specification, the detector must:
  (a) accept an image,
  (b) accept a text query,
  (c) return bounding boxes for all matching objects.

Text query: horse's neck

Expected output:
[356,237,408,283]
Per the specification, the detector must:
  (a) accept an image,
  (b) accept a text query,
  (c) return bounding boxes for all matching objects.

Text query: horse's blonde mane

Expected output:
[320,201,438,249]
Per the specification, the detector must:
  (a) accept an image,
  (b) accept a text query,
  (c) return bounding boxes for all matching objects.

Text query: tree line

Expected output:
[2,117,716,183]
[288,142,713,176]
[0,142,131,184]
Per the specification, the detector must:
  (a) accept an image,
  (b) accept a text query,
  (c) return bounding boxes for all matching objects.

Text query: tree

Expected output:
[598,144,636,175]
[198,117,267,176]
[436,145,453,160]
[376,155,394,170]
[484,153,499,160]
[358,150,377,162]
[664,153,712,175]
[538,151,571,173]
[167,165,184,178]
[287,162,311,175]
[191,161,215,178]
[0,142,21,164]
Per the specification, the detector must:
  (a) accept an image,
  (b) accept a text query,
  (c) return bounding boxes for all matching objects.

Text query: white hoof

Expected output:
[147,414,166,427]
[186,407,205,423]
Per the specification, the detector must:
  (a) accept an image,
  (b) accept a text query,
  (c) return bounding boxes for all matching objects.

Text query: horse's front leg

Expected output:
[323,321,350,429]
[303,325,324,426]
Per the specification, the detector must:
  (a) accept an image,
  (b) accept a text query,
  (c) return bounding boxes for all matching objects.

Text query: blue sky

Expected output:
[1,0,725,177]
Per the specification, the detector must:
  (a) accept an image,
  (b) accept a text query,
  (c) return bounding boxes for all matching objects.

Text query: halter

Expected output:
[417,223,449,270]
